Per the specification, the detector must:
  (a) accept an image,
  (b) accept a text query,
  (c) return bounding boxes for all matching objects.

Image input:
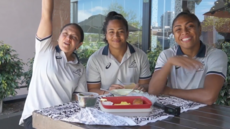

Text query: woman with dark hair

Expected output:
[86,11,151,95]
[19,0,87,128]
[148,9,228,105]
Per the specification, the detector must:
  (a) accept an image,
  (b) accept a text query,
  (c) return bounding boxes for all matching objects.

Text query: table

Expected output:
[33,104,230,129]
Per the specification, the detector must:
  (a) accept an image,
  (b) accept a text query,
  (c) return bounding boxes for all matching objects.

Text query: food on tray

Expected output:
[133,98,143,105]
[100,98,107,102]
[124,83,136,89]
[114,101,131,105]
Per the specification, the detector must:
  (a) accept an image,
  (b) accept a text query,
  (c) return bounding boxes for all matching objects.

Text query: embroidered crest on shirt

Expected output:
[197,60,205,72]
[73,69,82,76]
[129,60,137,68]
[106,62,111,69]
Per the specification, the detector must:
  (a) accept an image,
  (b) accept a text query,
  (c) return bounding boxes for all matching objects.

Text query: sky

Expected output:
[77,0,217,26]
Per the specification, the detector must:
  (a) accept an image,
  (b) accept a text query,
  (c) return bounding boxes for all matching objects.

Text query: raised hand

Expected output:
[168,56,203,70]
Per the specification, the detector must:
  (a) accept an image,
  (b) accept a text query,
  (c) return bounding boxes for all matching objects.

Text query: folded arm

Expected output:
[164,75,224,105]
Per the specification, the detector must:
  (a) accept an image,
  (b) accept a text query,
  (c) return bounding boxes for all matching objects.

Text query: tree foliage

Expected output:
[102,2,142,47]
[202,17,230,33]
[215,42,230,106]
[103,2,140,28]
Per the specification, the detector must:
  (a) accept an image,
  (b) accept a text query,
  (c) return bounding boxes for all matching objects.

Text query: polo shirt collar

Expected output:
[176,41,206,57]
[102,43,136,55]
[55,45,62,53]
[55,45,80,64]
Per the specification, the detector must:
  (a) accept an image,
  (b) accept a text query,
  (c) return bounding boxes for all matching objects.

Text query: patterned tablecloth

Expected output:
[35,94,206,126]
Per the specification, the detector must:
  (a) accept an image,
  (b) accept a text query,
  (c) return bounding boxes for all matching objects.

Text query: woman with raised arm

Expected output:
[148,9,228,105]
[86,11,152,95]
[19,0,87,128]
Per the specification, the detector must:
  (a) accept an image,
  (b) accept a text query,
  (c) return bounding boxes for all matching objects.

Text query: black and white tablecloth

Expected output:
[35,94,206,126]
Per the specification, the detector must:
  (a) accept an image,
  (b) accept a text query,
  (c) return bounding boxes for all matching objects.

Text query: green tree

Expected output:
[103,2,140,28]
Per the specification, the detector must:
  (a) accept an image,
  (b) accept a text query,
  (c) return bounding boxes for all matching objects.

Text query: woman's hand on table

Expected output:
[135,84,148,92]
[109,84,124,91]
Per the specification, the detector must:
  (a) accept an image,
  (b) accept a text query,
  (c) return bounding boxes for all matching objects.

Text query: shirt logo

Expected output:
[175,66,180,70]
[73,69,82,76]
[106,62,111,69]
[129,60,137,68]
[56,56,62,59]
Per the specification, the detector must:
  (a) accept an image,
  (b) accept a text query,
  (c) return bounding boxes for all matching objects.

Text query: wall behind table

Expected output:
[0,0,70,96]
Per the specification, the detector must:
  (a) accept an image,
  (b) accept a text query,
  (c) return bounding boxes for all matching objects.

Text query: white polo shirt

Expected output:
[155,42,228,89]
[86,43,152,90]
[19,36,87,125]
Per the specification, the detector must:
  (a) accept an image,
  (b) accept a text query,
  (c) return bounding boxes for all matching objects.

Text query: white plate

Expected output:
[110,89,143,96]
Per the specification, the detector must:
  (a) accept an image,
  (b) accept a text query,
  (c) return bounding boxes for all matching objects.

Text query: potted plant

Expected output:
[215,41,230,106]
[77,48,97,66]
[21,57,34,88]
[0,41,24,113]
[147,43,162,73]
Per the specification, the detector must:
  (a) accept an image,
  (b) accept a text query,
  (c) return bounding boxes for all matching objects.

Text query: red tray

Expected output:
[100,96,152,109]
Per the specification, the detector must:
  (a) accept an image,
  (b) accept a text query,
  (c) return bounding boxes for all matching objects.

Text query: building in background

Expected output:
[161,11,174,28]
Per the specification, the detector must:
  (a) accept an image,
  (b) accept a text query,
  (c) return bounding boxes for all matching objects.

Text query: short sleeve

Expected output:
[139,52,152,80]
[86,55,101,84]
[35,35,53,53]
[74,67,88,92]
[154,51,168,71]
[206,49,228,79]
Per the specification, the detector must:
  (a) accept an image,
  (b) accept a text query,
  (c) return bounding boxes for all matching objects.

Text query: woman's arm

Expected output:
[163,50,228,105]
[163,75,224,105]
[87,83,105,95]
[37,0,53,39]
[148,56,203,96]
[148,62,172,95]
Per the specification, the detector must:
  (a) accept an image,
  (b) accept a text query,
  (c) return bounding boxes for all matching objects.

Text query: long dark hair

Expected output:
[102,11,128,43]
[172,8,201,33]
[60,23,84,43]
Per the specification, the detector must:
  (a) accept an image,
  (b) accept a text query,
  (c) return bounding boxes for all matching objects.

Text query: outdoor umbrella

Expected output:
[78,14,140,34]
[203,0,230,18]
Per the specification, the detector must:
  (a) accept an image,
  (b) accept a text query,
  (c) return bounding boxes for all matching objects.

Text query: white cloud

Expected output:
[77,6,107,22]
[78,10,92,22]
[90,6,106,12]
[204,1,215,6]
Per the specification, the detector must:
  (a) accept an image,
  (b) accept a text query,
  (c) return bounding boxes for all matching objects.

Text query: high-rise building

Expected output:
[161,11,175,28]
